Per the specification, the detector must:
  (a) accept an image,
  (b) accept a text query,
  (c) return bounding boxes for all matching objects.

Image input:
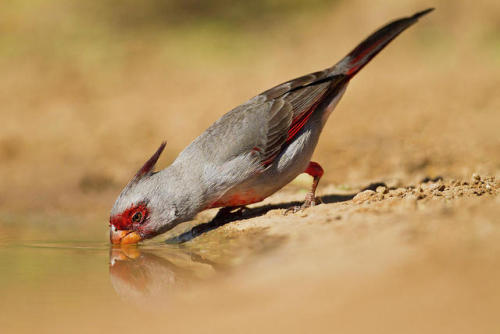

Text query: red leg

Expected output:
[285,161,324,214]
[303,161,324,207]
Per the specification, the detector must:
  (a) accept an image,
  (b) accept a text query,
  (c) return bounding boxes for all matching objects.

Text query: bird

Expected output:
[109,8,434,244]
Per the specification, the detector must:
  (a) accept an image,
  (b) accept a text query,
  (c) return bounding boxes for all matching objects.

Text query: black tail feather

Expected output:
[335,8,434,78]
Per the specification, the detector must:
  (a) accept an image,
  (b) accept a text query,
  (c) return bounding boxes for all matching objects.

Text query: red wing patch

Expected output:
[259,94,323,168]
[346,38,385,76]
[286,99,322,143]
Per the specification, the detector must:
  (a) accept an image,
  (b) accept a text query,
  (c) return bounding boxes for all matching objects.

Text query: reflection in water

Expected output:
[109,225,288,306]
[109,246,219,305]
[108,193,348,304]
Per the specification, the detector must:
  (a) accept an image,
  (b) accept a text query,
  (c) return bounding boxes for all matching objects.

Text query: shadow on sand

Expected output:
[165,181,396,244]
[164,189,373,244]
[164,177,443,244]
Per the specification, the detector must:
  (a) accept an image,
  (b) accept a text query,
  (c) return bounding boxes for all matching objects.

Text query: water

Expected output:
[2,241,221,306]
[0,215,287,333]
[0,241,229,332]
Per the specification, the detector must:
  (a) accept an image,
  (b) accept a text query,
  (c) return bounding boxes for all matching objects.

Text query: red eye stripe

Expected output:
[110,204,149,230]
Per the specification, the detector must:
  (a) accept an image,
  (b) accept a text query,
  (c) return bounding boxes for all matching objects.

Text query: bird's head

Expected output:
[109,142,179,244]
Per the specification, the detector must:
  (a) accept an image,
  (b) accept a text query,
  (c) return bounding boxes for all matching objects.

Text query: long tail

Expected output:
[333,8,434,78]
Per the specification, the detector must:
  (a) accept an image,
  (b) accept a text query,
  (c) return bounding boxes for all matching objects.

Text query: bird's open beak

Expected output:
[110,226,142,244]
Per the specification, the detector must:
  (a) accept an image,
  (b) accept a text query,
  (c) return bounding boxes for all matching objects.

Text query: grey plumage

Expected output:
[110,8,434,243]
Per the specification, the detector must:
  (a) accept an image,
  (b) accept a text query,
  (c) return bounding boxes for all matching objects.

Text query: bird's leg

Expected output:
[303,161,324,207]
[285,161,324,214]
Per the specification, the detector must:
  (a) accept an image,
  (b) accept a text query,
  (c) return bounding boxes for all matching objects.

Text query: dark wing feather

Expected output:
[259,98,293,164]
[255,8,435,165]
[261,69,331,100]
[254,73,342,167]
[183,8,433,172]
[184,72,337,170]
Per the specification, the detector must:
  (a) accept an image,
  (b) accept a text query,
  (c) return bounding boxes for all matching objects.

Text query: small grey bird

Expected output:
[110,8,434,244]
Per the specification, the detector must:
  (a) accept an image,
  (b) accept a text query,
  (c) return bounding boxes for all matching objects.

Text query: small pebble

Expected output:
[393,188,406,196]
[425,183,438,191]
[472,173,481,182]
[352,190,375,203]
[376,186,388,194]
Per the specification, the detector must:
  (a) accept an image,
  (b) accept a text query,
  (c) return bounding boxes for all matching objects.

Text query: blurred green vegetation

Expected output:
[0,0,336,62]
[86,0,335,30]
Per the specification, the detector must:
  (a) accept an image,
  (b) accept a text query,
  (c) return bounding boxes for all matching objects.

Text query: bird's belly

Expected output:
[208,121,321,209]
[208,190,265,208]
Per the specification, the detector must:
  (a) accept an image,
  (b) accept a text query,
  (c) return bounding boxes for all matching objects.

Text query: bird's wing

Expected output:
[179,8,434,173]
[255,72,348,166]
[230,7,435,168]
[180,71,346,173]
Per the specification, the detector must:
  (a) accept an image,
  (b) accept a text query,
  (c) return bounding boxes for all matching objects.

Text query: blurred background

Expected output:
[1,0,499,231]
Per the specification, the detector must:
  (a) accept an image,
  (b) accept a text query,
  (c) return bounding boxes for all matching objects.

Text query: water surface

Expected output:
[0,215,286,333]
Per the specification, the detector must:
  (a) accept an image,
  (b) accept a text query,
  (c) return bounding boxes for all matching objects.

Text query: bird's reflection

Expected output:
[109,246,219,305]
[108,203,296,305]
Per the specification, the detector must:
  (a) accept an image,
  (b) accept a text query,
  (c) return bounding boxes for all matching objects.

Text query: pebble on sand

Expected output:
[353,190,376,203]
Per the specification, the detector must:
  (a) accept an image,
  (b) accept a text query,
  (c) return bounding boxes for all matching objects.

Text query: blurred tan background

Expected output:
[1,2,500,333]
[1,0,499,218]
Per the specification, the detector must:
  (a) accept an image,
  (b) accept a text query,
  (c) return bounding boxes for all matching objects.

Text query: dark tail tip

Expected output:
[412,8,435,20]
[339,7,435,78]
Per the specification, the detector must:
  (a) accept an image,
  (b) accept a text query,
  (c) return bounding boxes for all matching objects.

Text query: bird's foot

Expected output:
[284,193,322,215]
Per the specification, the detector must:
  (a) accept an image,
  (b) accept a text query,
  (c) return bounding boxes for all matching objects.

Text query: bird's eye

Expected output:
[131,211,143,223]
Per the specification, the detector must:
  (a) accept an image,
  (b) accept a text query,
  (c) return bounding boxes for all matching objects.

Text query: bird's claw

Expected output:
[284,194,322,215]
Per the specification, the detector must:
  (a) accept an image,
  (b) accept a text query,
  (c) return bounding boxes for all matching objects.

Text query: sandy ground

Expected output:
[91,174,499,334]
[2,173,499,334]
